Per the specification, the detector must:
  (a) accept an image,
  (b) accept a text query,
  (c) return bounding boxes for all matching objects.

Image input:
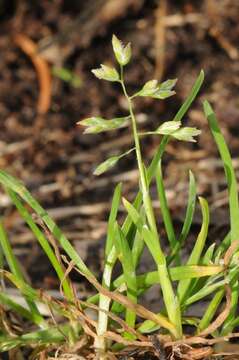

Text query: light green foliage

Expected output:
[0,35,238,356]
[112,34,131,66]
[155,120,181,135]
[78,116,129,134]
[140,121,201,143]
[93,156,119,175]
[172,126,201,142]
[92,64,119,82]
[136,78,177,99]
[93,148,135,175]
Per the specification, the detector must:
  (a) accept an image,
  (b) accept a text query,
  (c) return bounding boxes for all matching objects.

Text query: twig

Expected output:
[14,33,52,114]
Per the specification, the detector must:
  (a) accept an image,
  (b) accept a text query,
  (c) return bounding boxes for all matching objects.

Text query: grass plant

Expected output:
[0,35,239,359]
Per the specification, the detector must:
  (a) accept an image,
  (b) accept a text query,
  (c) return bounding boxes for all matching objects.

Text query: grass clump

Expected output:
[0,35,239,359]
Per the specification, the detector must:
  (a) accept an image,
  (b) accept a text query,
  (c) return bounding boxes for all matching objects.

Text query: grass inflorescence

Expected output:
[0,35,239,359]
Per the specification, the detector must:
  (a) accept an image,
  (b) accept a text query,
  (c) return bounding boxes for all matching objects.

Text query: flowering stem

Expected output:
[120,65,182,339]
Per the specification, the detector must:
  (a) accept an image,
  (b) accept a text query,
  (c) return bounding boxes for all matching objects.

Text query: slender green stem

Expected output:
[120,67,157,235]
[120,66,182,339]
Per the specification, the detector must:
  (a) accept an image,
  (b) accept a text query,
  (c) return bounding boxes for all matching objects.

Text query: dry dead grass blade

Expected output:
[59,260,76,301]
[198,284,231,337]
[61,257,151,343]
[172,344,213,360]
[193,241,239,338]
[76,299,146,342]
[76,311,97,340]
[49,335,90,360]
[33,214,64,267]
[61,256,174,334]
[165,333,239,348]
[13,33,52,114]
[224,240,239,266]
[103,330,151,348]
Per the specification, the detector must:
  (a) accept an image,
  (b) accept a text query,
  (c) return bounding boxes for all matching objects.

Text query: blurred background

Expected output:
[0,0,239,291]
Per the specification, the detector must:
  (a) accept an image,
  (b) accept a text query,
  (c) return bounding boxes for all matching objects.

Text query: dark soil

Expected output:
[0,0,239,358]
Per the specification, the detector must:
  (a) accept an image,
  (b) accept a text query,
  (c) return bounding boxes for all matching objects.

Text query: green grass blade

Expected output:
[160,265,222,283]
[214,232,230,258]
[0,292,36,322]
[137,319,161,334]
[181,247,223,330]
[162,264,223,282]
[0,221,22,277]
[168,171,197,265]
[141,225,182,339]
[173,70,204,123]
[221,279,239,335]
[115,224,137,335]
[105,183,122,256]
[185,280,226,307]
[197,289,223,334]
[115,225,137,295]
[204,101,239,242]
[0,221,44,326]
[121,192,142,237]
[123,198,181,338]
[8,190,74,301]
[123,198,163,263]
[203,243,216,264]
[204,100,239,334]
[225,316,239,331]
[0,171,93,280]
[141,225,164,263]
[0,323,76,351]
[0,228,3,269]
[156,161,177,251]
[1,270,39,299]
[1,269,69,320]
[198,266,239,333]
[0,234,3,289]
[131,225,145,267]
[139,278,224,334]
[122,198,144,233]
[187,243,216,298]
[186,266,238,309]
[113,265,223,290]
[96,184,122,348]
[177,197,209,304]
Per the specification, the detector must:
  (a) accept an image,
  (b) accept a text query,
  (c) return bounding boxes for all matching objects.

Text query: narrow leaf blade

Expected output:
[177,197,209,303]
